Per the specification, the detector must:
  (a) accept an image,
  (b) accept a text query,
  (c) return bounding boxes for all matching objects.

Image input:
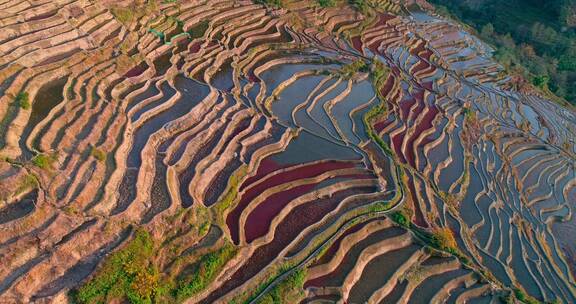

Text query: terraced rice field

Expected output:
[0,0,574,303]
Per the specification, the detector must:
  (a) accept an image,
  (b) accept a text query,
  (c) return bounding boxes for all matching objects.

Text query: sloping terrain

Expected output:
[0,0,574,303]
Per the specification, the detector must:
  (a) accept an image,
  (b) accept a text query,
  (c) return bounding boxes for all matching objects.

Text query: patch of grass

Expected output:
[337,59,369,79]
[430,227,457,251]
[255,268,307,304]
[71,229,165,304]
[213,165,248,221]
[111,7,134,24]
[111,1,159,25]
[348,0,370,14]
[31,153,56,170]
[90,147,107,162]
[513,288,540,304]
[197,221,210,236]
[390,211,409,227]
[15,174,38,195]
[362,60,393,156]
[317,0,336,7]
[15,92,30,110]
[255,0,284,8]
[174,242,237,301]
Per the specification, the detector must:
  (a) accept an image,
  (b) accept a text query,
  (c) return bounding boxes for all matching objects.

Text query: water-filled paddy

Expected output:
[270,131,362,166]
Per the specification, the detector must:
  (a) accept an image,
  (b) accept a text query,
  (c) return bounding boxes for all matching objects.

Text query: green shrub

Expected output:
[532,75,550,90]
[91,147,107,162]
[348,0,369,13]
[318,0,336,7]
[338,59,369,79]
[390,211,409,227]
[32,154,56,170]
[72,229,160,304]
[513,288,540,304]
[175,242,237,301]
[198,221,210,236]
[15,92,30,110]
[430,227,457,251]
[255,268,307,304]
[213,165,248,219]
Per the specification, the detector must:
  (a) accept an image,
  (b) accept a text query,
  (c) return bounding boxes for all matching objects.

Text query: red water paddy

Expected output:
[374,13,395,27]
[407,174,428,228]
[244,182,319,242]
[374,117,393,134]
[203,188,374,303]
[405,105,439,167]
[229,160,358,244]
[244,173,376,243]
[352,36,363,52]
[411,41,426,56]
[189,41,203,53]
[412,59,430,75]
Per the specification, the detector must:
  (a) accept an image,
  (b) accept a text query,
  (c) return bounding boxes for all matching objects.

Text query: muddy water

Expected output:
[438,117,465,192]
[141,155,171,223]
[351,98,375,142]
[260,63,338,96]
[131,81,175,122]
[378,280,407,304]
[478,248,512,286]
[270,131,361,166]
[459,163,483,226]
[411,269,471,304]
[272,75,325,128]
[348,244,421,304]
[306,80,346,138]
[153,52,172,76]
[0,190,37,225]
[312,217,384,265]
[0,71,19,96]
[114,76,209,214]
[306,227,407,288]
[232,160,357,221]
[126,82,161,114]
[211,61,234,92]
[20,78,67,158]
[285,185,389,258]
[124,62,148,78]
[331,80,375,144]
[510,226,544,300]
[128,76,209,167]
[178,125,227,208]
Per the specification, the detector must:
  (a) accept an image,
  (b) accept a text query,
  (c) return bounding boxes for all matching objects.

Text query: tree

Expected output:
[431,227,457,251]
[560,0,576,27]
[530,23,559,50]
[532,74,550,89]
[480,23,494,38]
